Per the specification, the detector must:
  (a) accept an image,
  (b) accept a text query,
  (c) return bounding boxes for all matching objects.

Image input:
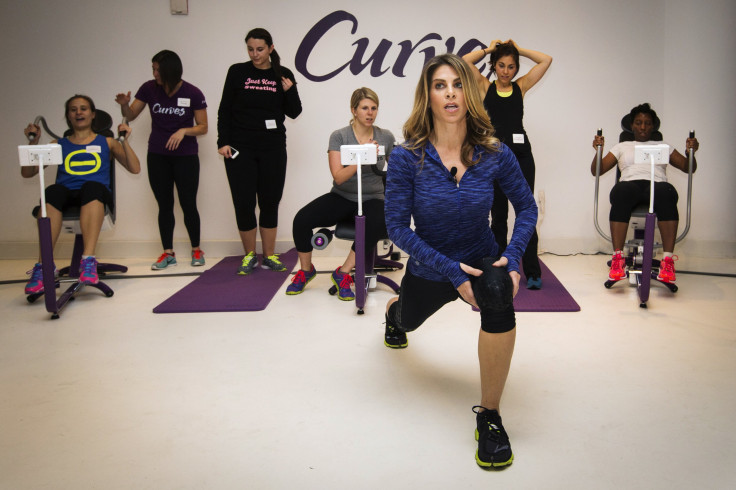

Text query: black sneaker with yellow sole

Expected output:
[384,313,408,349]
[473,406,514,468]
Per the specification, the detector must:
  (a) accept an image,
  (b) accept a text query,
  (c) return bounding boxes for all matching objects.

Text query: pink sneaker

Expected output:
[657,255,677,283]
[24,263,44,294]
[79,256,99,285]
[24,263,58,294]
[609,251,625,281]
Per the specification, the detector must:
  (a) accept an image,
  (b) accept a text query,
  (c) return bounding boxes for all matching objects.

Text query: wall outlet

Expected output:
[170,0,188,15]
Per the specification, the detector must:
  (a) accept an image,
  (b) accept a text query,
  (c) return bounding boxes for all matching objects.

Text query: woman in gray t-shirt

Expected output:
[285,87,395,300]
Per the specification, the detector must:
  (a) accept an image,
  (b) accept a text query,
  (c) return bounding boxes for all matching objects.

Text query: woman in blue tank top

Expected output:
[22,94,141,293]
[463,40,552,289]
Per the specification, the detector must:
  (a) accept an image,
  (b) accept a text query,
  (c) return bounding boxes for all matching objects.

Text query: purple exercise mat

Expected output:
[153,248,298,313]
[514,259,580,312]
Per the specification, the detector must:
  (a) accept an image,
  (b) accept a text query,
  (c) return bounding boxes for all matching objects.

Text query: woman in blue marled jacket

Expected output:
[383,54,537,469]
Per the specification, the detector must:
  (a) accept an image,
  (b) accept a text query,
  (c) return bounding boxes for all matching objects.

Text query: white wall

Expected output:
[1,0,734,258]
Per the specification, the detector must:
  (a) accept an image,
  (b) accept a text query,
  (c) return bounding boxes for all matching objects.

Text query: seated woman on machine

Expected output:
[22,94,141,294]
[285,87,395,300]
[590,102,698,284]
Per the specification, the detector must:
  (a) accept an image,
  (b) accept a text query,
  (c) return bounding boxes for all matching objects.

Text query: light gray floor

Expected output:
[1,253,735,490]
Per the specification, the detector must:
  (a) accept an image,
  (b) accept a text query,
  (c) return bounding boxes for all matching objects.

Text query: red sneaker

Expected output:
[609,251,626,281]
[657,255,677,283]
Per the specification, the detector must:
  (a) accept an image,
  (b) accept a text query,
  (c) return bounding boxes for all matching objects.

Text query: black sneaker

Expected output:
[473,406,514,468]
[384,313,408,349]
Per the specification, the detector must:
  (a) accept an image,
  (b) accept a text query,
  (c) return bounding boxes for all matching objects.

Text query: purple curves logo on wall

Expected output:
[295,10,486,82]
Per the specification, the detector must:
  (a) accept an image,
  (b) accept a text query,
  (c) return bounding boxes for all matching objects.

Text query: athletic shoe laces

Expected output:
[661,256,676,273]
[484,422,507,444]
[27,264,43,282]
[339,273,353,289]
[292,269,307,285]
[82,257,97,274]
[473,406,509,447]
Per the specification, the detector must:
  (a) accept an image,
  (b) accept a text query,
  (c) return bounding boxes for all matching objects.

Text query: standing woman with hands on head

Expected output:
[217,28,303,275]
[115,49,208,270]
[463,39,551,289]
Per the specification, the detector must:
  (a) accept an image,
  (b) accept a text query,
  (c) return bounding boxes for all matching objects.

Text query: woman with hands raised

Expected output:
[463,39,552,289]
[23,94,140,293]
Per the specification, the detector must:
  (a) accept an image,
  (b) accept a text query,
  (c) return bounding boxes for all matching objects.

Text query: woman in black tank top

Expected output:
[463,40,552,289]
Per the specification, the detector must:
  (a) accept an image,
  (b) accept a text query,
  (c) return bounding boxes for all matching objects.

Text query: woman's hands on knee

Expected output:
[459,262,483,307]
[492,256,520,298]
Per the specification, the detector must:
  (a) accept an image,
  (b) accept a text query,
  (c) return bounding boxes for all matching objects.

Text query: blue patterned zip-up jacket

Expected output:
[385,141,538,289]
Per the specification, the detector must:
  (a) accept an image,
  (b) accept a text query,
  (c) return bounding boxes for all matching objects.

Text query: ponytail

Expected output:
[270,48,283,83]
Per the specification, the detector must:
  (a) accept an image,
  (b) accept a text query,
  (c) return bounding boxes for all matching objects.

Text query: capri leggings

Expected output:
[388,267,516,334]
[292,193,387,253]
[147,153,201,249]
[45,181,112,212]
[609,180,679,222]
[224,146,287,231]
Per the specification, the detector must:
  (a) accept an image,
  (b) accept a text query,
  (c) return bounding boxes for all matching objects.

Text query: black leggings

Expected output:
[491,149,540,278]
[609,180,679,222]
[224,146,287,231]
[292,193,387,253]
[147,153,201,250]
[388,268,516,334]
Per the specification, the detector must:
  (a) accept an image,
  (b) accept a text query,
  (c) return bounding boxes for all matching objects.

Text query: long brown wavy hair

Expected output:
[402,53,499,168]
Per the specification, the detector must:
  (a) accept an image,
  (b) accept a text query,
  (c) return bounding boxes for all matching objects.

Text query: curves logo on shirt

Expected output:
[64,150,101,175]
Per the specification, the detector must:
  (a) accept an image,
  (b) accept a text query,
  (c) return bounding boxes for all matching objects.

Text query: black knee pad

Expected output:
[471,256,516,333]
[480,306,516,333]
[471,257,514,311]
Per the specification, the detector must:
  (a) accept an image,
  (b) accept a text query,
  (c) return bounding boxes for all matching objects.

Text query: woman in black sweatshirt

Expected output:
[218,27,303,275]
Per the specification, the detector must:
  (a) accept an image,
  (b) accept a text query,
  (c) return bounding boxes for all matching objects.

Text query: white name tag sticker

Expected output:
[265,119,277,129]
[512,133,525,144]
[178,98,190,107]
[86,145,102,153]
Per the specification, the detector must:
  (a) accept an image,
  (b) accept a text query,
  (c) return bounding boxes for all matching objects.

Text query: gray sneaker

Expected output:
[237,252,258,275]
[152,253,177,270]
[191,249,205,267]
[261,254,287,272]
